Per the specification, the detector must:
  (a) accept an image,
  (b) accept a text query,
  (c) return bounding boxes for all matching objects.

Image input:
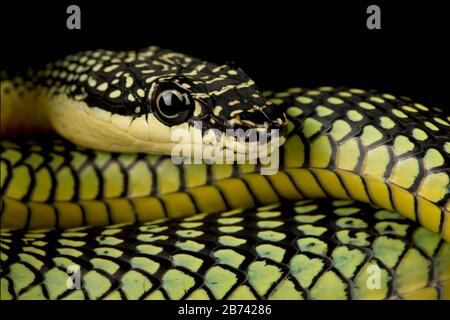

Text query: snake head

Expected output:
[44,47,287,157]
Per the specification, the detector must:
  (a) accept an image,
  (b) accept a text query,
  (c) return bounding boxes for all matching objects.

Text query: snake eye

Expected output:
[152,83,194,126]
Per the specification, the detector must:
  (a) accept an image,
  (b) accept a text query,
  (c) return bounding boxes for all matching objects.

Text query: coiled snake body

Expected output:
[0,47,449,300]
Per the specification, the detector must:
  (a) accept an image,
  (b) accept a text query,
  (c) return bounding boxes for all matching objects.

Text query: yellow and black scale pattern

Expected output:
[1,87,449,239]
[1,199,449,300]
[1,48,450,300]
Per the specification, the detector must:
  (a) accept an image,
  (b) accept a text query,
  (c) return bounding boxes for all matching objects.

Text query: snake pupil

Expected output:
[153,83,193,126]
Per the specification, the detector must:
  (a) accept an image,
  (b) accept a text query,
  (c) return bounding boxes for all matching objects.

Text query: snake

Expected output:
[0,46,449,300]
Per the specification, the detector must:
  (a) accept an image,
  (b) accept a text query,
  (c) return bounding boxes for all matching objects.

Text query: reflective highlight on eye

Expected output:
[152,82,194,126]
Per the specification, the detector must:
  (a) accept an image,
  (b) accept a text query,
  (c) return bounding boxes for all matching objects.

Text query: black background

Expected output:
[0,300,446,318]
[1,1,449,108]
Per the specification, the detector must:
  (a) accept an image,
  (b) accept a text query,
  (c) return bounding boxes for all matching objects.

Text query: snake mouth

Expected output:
[170,123,287,164]
[223,128,286,153]
[222,100,288,144]
[171,97,288,161]
[194,126,287,163]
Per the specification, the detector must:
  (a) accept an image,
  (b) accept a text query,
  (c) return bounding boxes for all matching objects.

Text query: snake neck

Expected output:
[1,71,54,137]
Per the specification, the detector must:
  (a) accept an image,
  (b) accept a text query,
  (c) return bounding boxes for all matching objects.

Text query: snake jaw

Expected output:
[223,101,288,149]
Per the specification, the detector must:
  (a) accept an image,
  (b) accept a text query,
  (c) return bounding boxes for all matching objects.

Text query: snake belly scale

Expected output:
[0,47,449,300]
